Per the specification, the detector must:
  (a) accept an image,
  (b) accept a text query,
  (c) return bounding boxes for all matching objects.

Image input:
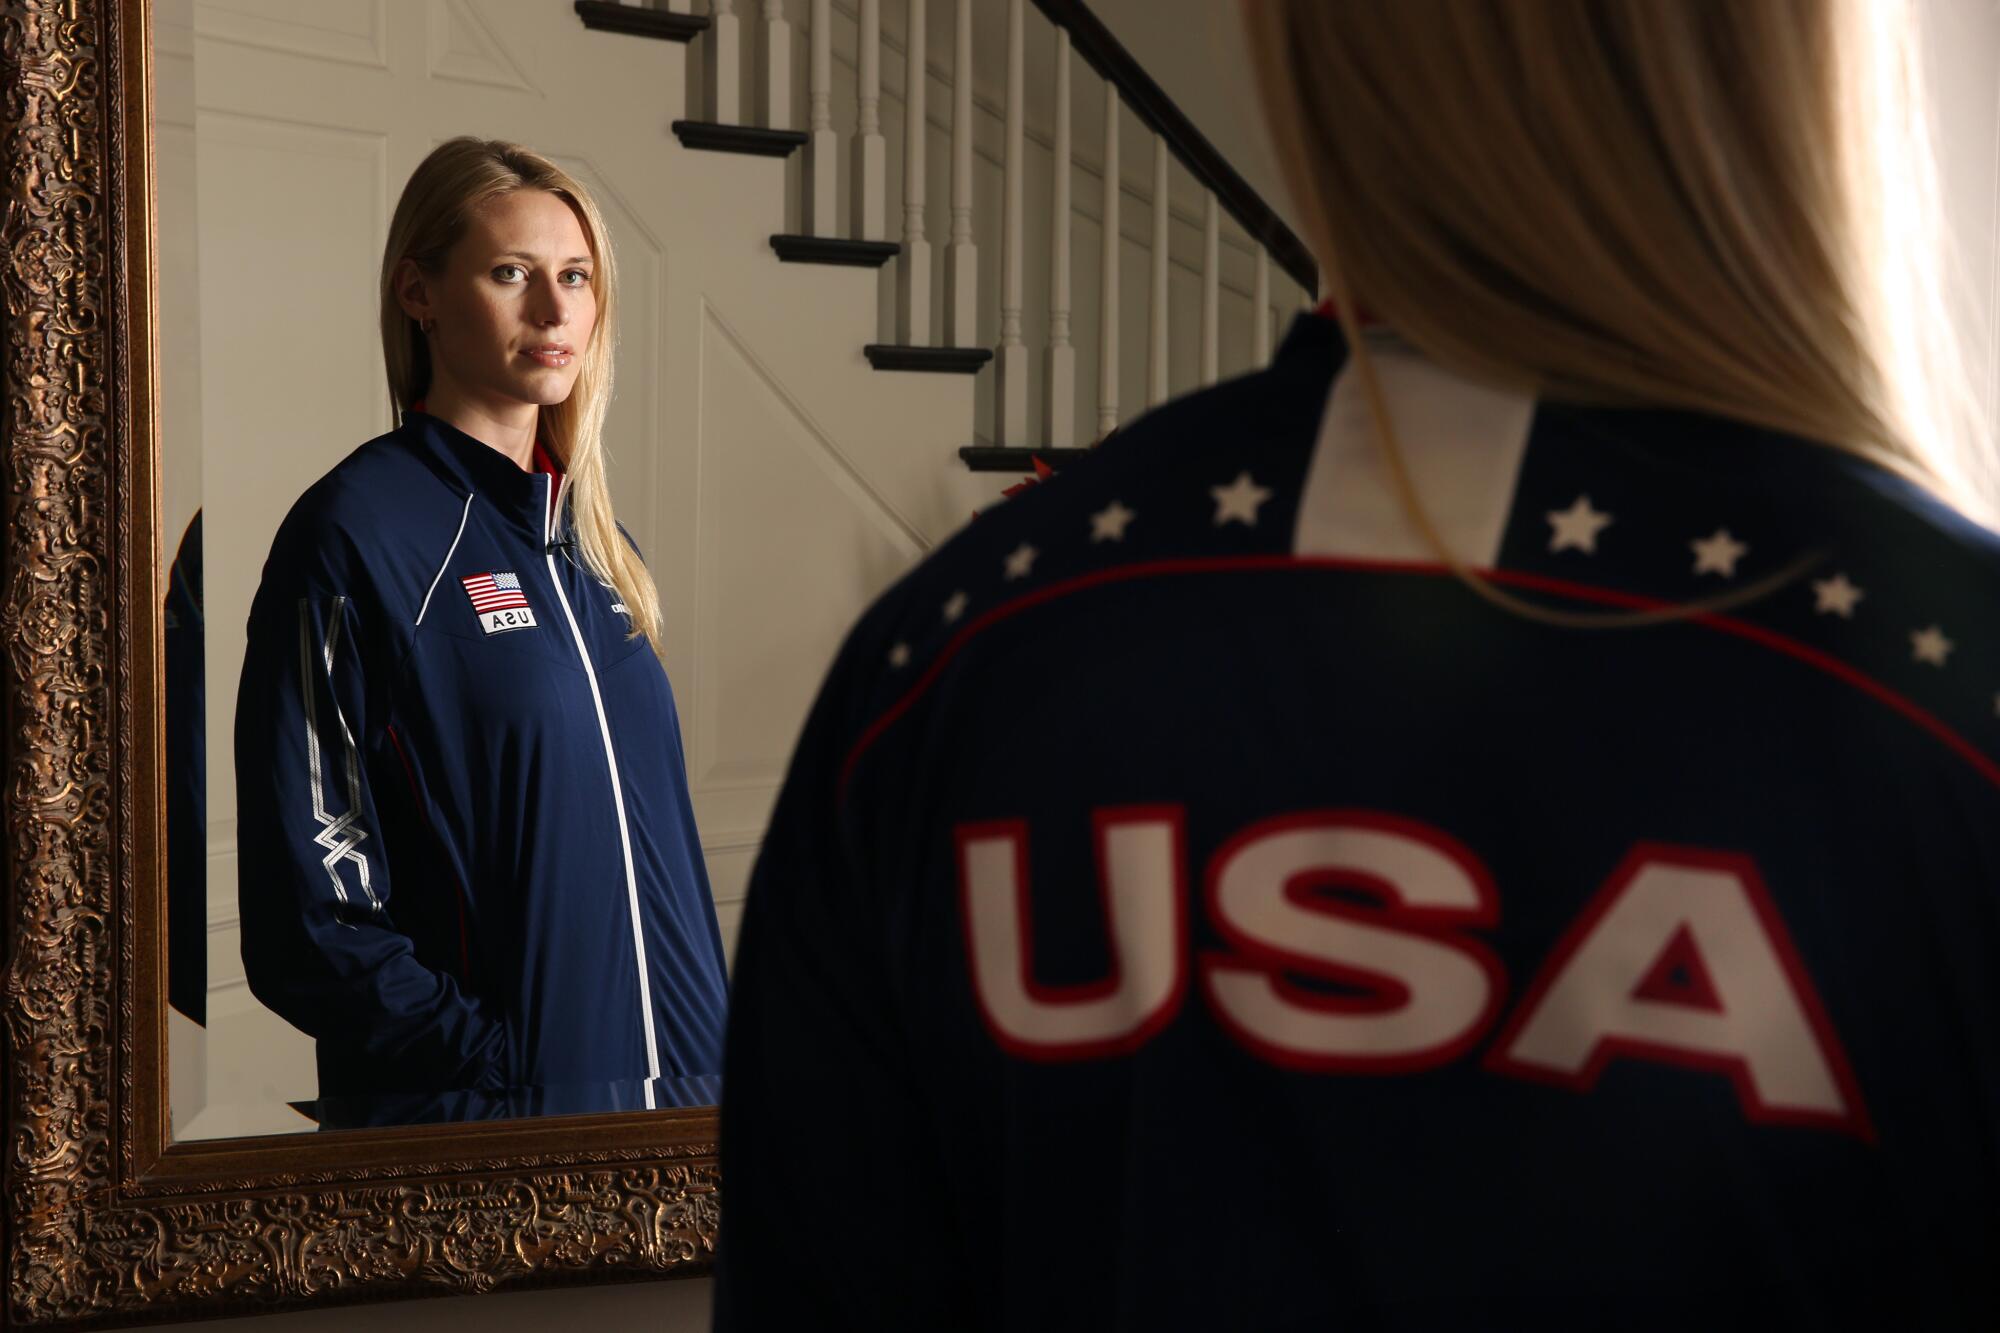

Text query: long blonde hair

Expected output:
[1242,0,1994,626]
[379,136,664,656]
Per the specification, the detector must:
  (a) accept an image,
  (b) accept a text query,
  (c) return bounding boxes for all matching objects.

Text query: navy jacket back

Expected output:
[718,313,2000,1329]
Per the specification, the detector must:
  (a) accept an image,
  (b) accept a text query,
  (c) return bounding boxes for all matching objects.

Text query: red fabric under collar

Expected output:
[1313,296,1385,329]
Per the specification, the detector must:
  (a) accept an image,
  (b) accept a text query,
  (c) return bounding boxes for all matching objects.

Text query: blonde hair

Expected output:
[1242,0,1994,626]
[379,136,665,656]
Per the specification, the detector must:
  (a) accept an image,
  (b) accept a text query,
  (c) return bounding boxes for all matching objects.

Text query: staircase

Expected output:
[579,0,1317,475]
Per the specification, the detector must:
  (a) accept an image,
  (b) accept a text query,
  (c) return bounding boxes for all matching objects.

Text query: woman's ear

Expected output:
[392,257,432,325]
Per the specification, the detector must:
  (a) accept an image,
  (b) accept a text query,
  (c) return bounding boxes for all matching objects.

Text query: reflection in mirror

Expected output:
[157,0,775,1140]
[157,0,1294,1144]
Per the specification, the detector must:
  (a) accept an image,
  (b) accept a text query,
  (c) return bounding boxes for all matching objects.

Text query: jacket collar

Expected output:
[399,403,566,541]
[1272,300,1420,374]
[1271,304,1350,373]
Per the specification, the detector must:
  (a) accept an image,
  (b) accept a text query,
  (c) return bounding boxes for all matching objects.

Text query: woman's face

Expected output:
[403,189,599,413]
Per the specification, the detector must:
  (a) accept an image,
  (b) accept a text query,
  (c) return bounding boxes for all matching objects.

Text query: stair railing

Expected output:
[596,0,1320,467]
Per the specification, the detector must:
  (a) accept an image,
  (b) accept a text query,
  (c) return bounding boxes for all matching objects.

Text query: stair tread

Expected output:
[772,235,902,267]
[959,445,1099,472]
[673,121,810,157]
[864,344,995,373]
[574,1,707,42]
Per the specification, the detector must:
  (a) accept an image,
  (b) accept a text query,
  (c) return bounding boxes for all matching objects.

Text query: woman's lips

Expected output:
[521,348,573,368]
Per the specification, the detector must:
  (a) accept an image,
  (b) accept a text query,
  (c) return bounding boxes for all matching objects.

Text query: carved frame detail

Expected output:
[2,2,719,1324]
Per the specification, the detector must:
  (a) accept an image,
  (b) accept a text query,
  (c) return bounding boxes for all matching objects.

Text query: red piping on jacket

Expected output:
[836,556,2000,802]
[1314,296,1385,328]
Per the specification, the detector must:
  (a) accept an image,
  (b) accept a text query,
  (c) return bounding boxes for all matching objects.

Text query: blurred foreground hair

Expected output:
[1242,0,1994,624]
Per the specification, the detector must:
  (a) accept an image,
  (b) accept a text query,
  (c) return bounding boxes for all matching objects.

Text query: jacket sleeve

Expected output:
[713,625,973,1328]
[234,578,511,1091]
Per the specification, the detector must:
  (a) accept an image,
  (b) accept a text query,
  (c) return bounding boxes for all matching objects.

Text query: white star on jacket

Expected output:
[1911,625,1952,667]
[887,642,911,669]
[1691,528,1748,577]
[1546,495,1612,554]
[1091,500,1136,542]
[1812,574,1864,618]
[1003,543,1038,580]
[942,590,969,623]
[1211,472,1272,526]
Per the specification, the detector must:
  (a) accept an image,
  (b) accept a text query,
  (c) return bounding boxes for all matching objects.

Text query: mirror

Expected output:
[156,0,741,1139]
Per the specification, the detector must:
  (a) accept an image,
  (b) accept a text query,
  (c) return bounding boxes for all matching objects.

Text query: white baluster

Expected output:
[852,0,886,241]
[943,0,978,348]
[897,0,929,344]
[705,0,741,123]
[1252,245,1271,366]
[761,1,791,130]
[1200,190,1219,385]
[1042,27,1075,449]
[994,0,1028,446]
[805,0,836,236]
[1147,133,1169,407]
[1097,81,1121,437]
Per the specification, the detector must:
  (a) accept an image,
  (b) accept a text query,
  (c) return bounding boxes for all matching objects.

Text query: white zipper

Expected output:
[541,473,661,1107]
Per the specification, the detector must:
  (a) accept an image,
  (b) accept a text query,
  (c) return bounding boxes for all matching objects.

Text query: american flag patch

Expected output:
[462,571,537,634]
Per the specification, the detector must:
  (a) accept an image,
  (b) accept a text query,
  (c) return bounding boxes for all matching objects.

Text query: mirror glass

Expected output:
[157,0,1292,1140]
[155,0,825,1140]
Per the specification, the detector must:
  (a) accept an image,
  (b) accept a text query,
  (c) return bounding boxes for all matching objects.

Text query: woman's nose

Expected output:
[529,277,570,326]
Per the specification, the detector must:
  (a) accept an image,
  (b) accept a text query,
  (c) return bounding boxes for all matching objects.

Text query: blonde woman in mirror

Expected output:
[235,138,725,1120]
[715,1,2000,1326]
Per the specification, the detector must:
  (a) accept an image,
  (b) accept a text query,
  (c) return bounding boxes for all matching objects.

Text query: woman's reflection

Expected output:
[231,137,726,1120]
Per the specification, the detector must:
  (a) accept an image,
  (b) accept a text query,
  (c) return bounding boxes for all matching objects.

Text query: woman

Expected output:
[235,137,726,1116]
[716,2,2000,1327]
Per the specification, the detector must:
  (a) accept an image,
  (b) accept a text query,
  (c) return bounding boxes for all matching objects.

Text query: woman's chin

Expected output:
[504,375,579,408]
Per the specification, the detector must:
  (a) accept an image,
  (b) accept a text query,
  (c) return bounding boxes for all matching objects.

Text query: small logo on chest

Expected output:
[462,571,538,634]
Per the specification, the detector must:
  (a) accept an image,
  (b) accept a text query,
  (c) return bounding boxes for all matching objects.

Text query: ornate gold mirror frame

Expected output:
[3,2,719,1323]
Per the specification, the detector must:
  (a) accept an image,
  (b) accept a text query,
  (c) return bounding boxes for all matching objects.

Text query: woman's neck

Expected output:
[421,382,539,471]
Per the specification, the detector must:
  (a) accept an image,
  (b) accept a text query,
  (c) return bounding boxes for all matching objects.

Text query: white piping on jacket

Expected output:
[539,472,663,1106]
[298,595,380,919]
[416,492,476,626]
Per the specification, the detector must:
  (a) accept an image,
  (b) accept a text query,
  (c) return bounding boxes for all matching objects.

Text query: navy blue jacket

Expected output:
[235,409,727,1104]
[717,312,2000,1329]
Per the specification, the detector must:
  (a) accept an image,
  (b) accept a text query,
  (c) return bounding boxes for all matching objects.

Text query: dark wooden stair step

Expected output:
[672,121,809,157]
[575,1,707,42]
[864,345,994,373]
[959,446,1097,472]
[771,235,901,268]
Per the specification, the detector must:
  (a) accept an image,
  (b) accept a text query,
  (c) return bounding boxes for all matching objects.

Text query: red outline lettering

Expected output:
[1485,843,1873,1141]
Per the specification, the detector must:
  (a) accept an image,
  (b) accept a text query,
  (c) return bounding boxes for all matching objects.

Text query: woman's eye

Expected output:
[562,270,590,287]
[494,264,525,282]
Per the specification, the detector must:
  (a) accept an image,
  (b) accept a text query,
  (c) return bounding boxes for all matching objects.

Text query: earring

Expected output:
[419,316,435,334]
